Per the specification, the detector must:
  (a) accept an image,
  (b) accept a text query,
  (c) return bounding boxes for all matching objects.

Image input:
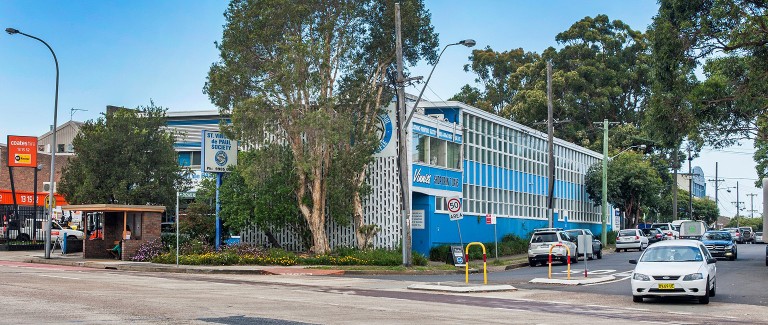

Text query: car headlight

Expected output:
[683,273,703,281]
[725,245,733,249]
[633,273,650,281]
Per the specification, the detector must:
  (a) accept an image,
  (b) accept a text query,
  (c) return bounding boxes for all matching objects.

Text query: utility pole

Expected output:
[687,145,693,219]
[747,193,757,218]
[732,181,740,227]
[546,61,554,228]
[708,162,723,213]
[593,119,619,245]
[672,148,679,221]
[394,3,411,266]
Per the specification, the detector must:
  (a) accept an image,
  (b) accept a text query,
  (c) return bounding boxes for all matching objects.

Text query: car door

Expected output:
[699,244,716,282]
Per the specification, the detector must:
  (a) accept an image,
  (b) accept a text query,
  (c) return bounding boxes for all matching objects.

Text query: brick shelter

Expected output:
[62,204,165,260]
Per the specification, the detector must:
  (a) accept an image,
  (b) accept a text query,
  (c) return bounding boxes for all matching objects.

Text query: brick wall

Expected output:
[83,211,163,260]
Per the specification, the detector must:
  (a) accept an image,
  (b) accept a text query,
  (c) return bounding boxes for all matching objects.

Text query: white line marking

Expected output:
[582,275,631,286]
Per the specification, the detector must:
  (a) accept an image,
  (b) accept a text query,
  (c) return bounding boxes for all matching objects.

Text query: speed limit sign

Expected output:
[447,197,461,213]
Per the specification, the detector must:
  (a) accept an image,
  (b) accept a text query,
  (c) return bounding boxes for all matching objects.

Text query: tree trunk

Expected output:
[352,169,367,249]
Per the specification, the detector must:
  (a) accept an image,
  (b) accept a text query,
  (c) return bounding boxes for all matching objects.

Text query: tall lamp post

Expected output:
[599,140,646,245]
[6,28,60,259]
[395,4,475,266]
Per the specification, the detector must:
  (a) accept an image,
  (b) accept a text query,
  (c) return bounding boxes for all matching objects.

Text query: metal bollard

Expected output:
[62,232,67,255]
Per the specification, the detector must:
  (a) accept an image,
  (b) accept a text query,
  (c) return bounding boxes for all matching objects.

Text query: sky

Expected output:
[0,1,762,217]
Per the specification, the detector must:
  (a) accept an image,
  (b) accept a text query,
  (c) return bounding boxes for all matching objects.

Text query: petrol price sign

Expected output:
[7,135,37,168]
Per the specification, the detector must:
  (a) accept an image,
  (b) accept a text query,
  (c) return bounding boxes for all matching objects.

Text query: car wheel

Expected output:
[528,258,536,267]
[709,278,716,297]
[615,248,621,253]
[16,233,30,241]
[632,295,643,303]
[699,280,711,304]
[597,249,602,259]
[67,235,78,240]
[587,253,594,261]
[571,256,578,264]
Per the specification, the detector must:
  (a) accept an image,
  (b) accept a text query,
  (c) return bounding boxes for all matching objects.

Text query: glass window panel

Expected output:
[413,134,428,163]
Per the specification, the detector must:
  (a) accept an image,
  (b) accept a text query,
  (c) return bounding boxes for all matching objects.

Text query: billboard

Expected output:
[201,130,238,173]
[7,135,37,167]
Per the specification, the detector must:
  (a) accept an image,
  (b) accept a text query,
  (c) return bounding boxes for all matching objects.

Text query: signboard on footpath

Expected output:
[7,135,37,168]
[201,130,238,173]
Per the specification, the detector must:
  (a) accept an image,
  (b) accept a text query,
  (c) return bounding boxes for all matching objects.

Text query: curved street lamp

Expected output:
[6,27,60,259]
[404,39,476,126]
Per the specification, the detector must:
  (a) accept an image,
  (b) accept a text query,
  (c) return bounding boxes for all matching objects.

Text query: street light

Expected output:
[395,34,475,266]
[6,27,60,259]
[600,143,646,245]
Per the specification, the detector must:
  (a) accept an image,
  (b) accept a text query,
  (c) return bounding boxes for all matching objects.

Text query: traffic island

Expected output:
[529,275,615,285]
[407,281,517,293]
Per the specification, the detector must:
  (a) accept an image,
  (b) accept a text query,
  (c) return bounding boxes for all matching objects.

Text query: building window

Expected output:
[447,142,461,169]
[413,134,428,163]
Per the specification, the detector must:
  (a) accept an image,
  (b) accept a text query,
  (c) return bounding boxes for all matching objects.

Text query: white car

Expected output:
[756,232,764,244]
[651,222,679,239]
[527,228,578,266]
[630,240,717,304]
[616,229,649,252]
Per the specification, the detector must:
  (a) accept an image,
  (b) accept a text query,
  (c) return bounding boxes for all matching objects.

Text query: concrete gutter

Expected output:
[529,275,616,285]
[408,281,517,293]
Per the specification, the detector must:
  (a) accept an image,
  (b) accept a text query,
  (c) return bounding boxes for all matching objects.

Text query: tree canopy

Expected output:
[58,104,188,208]
[205,0,438,253]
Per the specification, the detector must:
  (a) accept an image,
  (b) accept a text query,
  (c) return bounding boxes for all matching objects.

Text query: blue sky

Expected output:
[0,1,761,215]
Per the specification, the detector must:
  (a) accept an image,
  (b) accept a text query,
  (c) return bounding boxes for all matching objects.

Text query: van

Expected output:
[678,220,707,239]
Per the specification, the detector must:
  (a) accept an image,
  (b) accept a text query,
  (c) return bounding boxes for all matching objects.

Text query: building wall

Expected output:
[0,145,70,195]
[167,101,610,255]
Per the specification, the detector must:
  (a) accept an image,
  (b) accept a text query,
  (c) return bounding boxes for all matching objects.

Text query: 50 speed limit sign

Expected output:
[447,197,463,221]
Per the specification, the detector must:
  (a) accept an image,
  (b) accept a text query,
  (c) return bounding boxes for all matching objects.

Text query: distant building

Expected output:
[677,166,706,198]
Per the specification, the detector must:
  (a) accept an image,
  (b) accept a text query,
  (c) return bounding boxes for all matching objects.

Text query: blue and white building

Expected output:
[163,100,612,255]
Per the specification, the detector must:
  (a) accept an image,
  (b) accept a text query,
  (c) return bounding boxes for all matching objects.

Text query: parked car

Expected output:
[723,228,742,243]
[765,245,768,266]
[565,228,603,260]
[630,240,717,304]
[616,229,649,252]
[739,227,754,244]
[528,228,578,266]
[756,231,764,244]
[0,220,84,242]
[651,222,679,239]
[641,228,665,245]
[700,231,737,261]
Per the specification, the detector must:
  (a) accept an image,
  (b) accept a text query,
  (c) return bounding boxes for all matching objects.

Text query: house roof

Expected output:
[62,204,166,213]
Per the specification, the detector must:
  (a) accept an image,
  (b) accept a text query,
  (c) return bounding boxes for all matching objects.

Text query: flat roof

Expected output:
[62,204,166,213]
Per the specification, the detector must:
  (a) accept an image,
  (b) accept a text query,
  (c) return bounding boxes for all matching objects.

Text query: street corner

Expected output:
[529,275,615,285]
[407,281,517,293]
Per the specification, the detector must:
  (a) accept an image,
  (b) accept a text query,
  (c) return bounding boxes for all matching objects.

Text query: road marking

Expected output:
[582,275,630,286]
[36,274,81,280]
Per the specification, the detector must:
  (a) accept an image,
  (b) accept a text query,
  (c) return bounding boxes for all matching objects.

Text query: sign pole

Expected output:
[457,221,463,249]
[494,223,498,260]
[215,172,222,251]
[176,191,179,267]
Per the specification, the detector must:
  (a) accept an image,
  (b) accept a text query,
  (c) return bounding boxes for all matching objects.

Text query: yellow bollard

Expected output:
[547,243,571,280]
[464,242,488,284]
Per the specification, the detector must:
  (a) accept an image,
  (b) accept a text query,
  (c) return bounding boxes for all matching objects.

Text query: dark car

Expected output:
[565,229,603,260]
[641,228,665,245]
[701,230,737,260]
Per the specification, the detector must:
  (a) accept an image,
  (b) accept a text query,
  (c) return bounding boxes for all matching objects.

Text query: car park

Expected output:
[630,240,717,304]
[565,229,603,260]
[651,222,679,239]
[756,231,763,244]
[700,231,737,261]
[641,228,664,245]
[616,229,649,252]
[528,228,578,266]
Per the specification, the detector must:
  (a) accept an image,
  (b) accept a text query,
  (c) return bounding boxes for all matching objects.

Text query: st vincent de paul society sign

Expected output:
[201,130,238,173]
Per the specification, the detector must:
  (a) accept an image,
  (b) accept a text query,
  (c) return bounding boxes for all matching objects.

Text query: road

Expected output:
[349,243,768,307]
[1,249,767,324]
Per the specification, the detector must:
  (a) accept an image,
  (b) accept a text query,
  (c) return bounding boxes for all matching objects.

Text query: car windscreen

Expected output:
[639,246,704,262]
[531,233,559,243]
[702,232,731,241]
[652,224,670,230]
[619,230,637,236]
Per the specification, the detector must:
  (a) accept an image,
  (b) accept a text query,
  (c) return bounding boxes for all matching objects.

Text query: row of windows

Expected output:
[460,113,602,221]
[412,134,461,169]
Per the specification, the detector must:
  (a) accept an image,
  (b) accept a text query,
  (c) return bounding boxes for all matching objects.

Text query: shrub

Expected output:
[429,245,452,263]
[131,238,168,262]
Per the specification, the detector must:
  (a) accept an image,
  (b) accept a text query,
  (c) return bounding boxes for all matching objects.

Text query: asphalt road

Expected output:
[347,243,768,307]
[1,248,767,324]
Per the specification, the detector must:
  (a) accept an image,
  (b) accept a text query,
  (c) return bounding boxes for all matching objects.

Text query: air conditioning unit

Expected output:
[43,182,56,193]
